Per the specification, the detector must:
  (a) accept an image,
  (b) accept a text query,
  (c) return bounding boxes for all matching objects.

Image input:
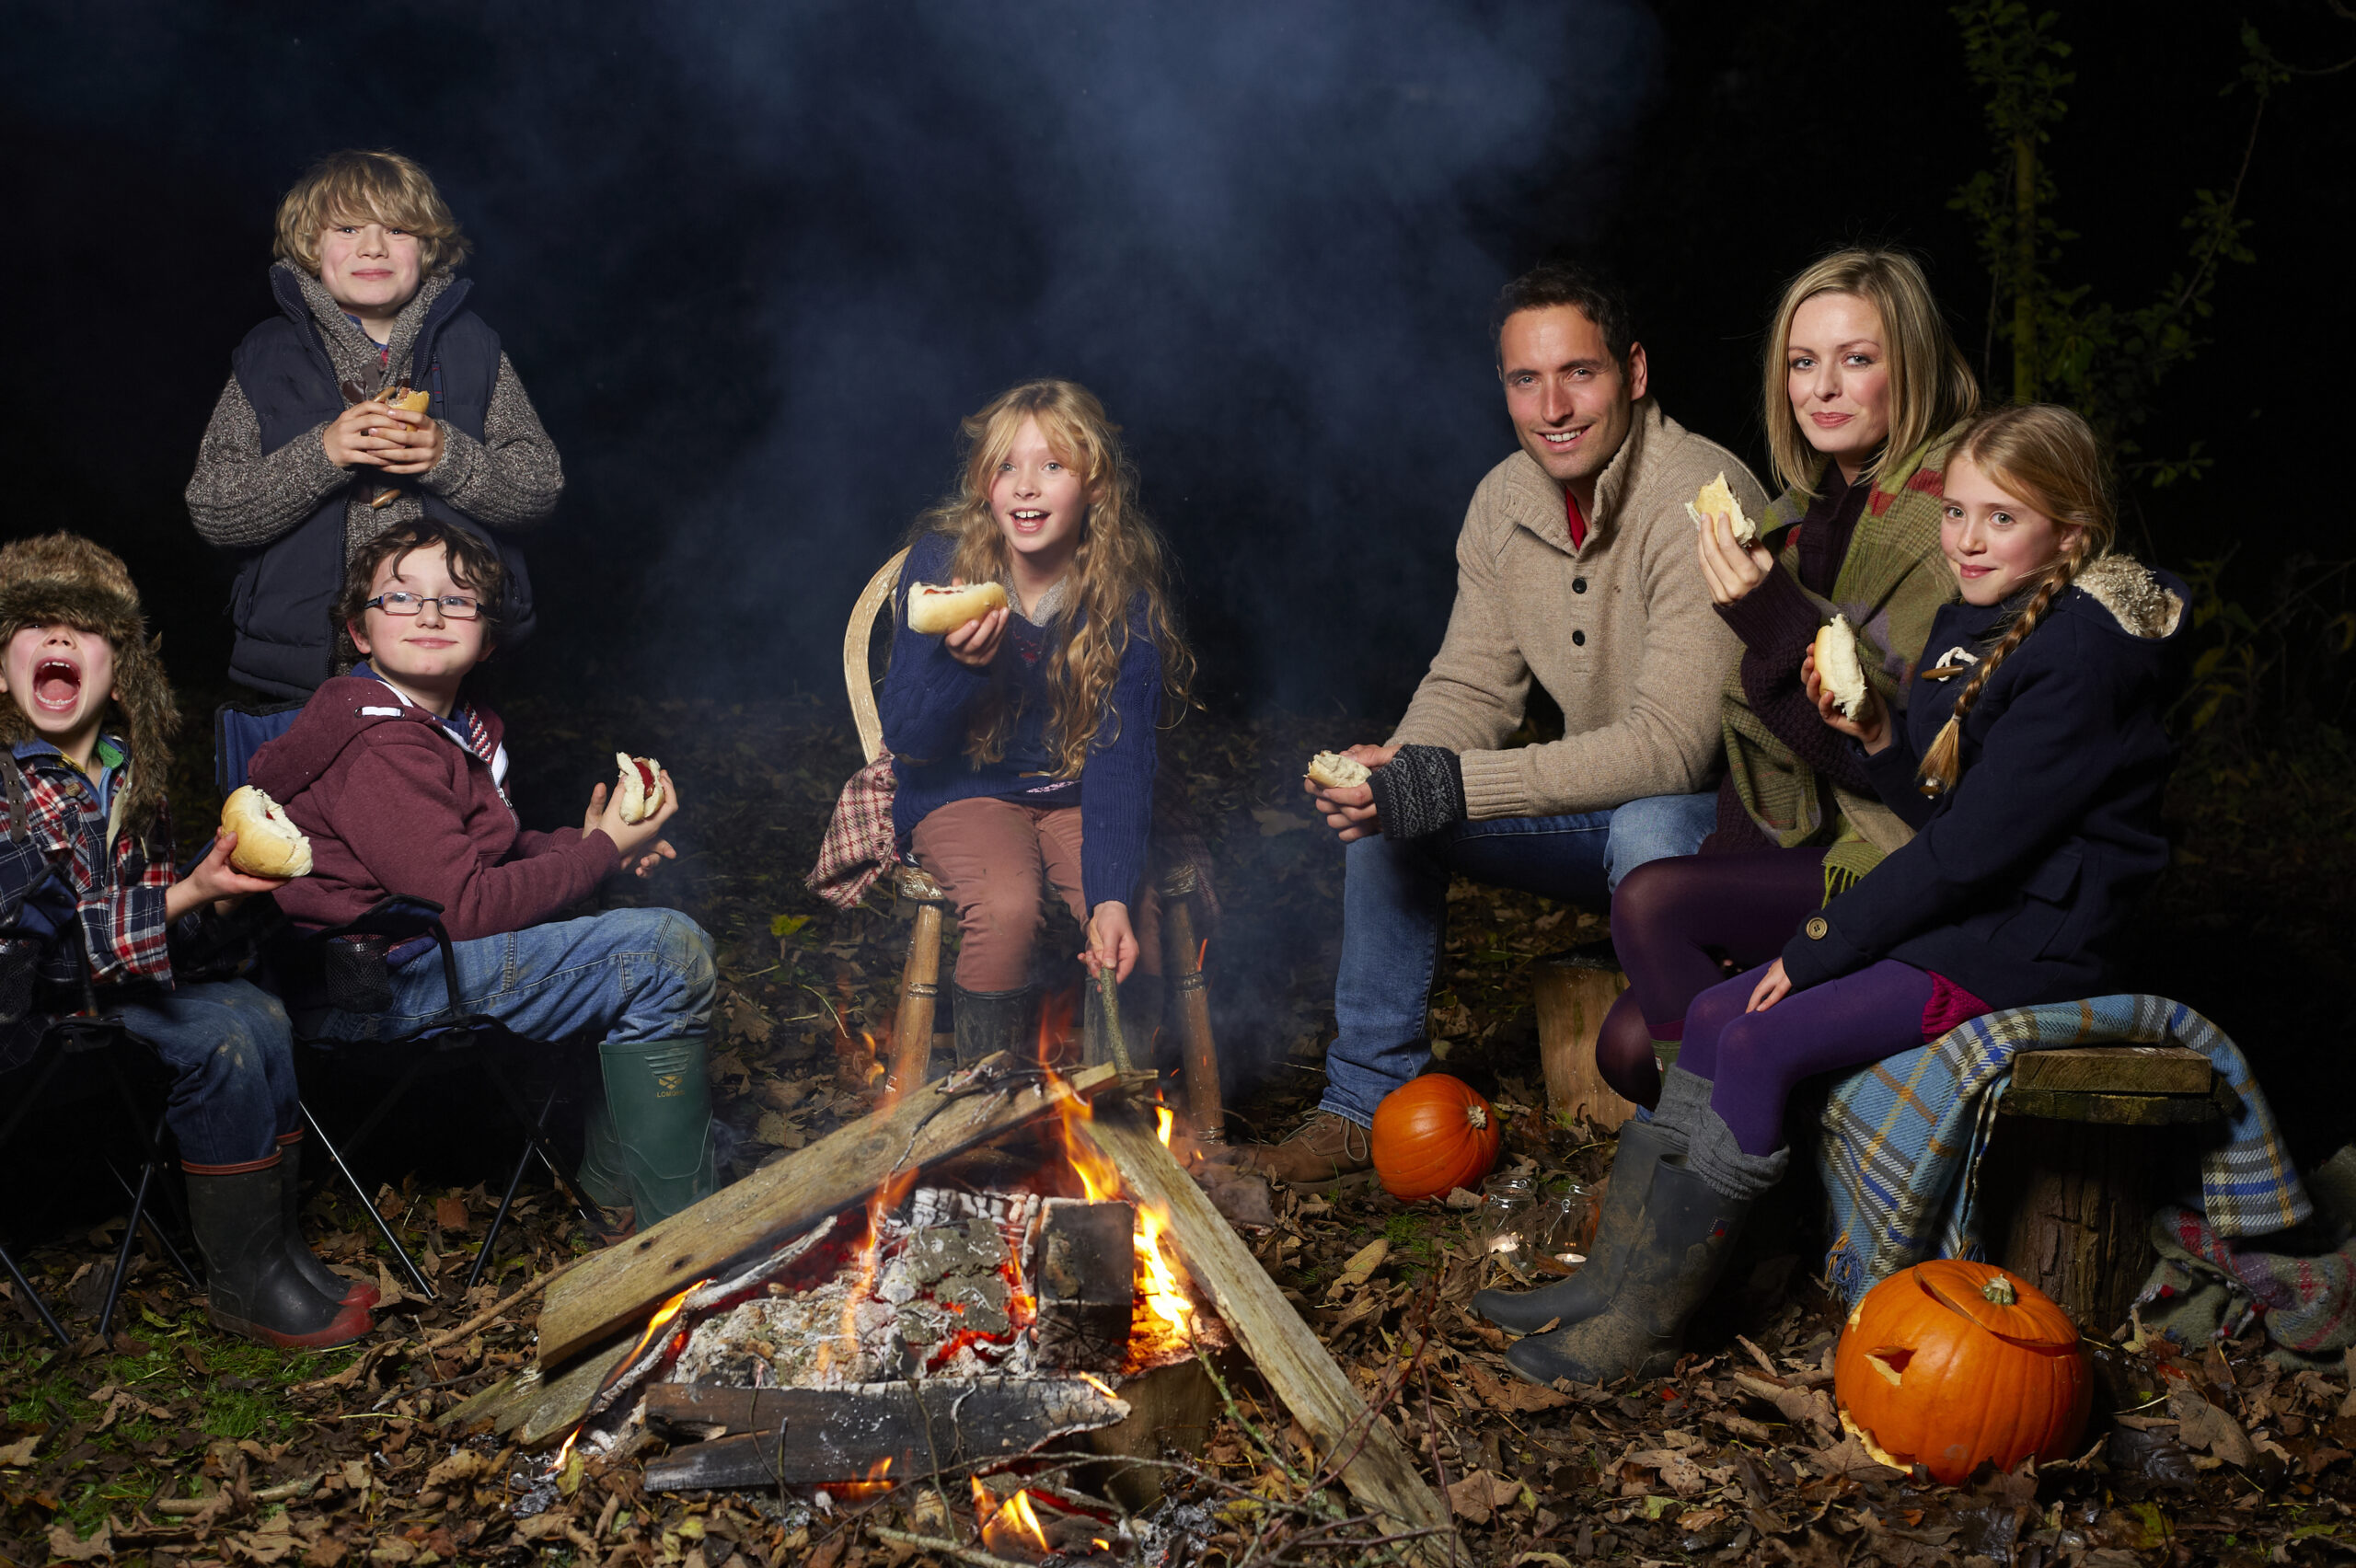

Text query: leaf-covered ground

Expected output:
[4,691,2352,1567]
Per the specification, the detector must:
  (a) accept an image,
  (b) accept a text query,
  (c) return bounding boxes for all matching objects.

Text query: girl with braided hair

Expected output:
[1483,404,2187,1389]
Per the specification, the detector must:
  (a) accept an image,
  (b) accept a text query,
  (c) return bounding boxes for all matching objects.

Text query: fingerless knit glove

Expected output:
[1368,744,1467,840]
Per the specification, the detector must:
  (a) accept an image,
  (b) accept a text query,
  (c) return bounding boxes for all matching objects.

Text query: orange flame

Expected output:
[1078,1372,1121,1401]
[978,1485,1053,1557]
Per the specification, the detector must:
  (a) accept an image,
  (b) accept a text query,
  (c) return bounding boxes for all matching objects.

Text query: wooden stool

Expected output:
[1532,947,1640,1132]
[883,863,954,1092]
[1979,1045,2224,1332]
[1156,863,1225,1144]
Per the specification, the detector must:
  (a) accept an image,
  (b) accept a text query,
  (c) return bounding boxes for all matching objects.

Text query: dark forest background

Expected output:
[3,0,2350,727]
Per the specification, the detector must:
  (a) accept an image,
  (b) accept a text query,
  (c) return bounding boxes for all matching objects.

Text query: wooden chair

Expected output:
[844,550,1229,1138]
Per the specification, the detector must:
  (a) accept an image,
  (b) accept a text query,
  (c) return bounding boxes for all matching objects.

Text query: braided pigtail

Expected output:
[1915,530,2092,797]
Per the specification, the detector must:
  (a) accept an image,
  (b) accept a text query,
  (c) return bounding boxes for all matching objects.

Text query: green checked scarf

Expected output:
[1719,422,1967,898]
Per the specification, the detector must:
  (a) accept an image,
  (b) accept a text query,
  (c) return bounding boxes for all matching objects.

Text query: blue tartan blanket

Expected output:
[1817,994,2309,1306]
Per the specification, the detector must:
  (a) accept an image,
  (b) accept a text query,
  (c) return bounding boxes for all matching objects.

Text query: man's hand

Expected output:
[166,832,290,922]
[1080,901,1139,982]
[1802,649,1890,754]
[321,402,404,470]
[373,406,445,476]
[1695,509,1775,605]
[1747,957,1793,1013]
[588,767,682,874]
[1302,743,1397,843]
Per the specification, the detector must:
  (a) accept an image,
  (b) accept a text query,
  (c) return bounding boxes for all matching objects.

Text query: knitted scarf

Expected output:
[1719,422,1966,897]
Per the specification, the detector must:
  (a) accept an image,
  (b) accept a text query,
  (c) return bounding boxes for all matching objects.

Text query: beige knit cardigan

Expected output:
[1388,399,1768,820]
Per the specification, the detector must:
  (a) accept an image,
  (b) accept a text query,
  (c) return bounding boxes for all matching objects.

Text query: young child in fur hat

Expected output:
[0,533,372,1349]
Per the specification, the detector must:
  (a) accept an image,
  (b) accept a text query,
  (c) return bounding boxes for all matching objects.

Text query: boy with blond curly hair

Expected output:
[186,148,562,698]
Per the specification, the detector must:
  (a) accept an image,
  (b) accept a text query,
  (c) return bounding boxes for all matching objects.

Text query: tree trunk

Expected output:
[1980,1114,2154,1335]
[1533,951,1638,1133]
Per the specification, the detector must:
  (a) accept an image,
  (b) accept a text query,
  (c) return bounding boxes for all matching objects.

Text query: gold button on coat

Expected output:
[1805,917,1829,940]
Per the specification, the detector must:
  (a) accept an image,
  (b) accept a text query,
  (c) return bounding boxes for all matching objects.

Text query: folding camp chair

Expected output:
[1,860,201,1348]
[214,701,606,1305]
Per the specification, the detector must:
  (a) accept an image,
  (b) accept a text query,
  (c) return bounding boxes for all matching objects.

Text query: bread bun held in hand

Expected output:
[906,580,1011,635]
[219,786,312,878]
[1812,614,1869,719]
[613,753,665,824]
[1685,470,1759,546]
[1306,751,1371,790]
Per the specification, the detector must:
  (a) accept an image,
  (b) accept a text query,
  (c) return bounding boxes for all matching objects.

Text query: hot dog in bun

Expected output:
[1306,751,1371,790]
[1684,470,1758,547]
[906,580,1011,636]
[219,786,312,879]
[614,754,665,824]
[1812,614,1868,719]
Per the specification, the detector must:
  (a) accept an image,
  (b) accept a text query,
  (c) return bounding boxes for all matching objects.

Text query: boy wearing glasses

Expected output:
[248,522,718,1228]
[185,148,562,699]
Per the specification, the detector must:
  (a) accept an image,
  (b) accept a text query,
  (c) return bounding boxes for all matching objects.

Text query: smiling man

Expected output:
[1234,263,1769,1188]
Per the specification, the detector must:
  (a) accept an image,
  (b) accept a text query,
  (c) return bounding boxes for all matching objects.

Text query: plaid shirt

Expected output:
[2,739,175,992]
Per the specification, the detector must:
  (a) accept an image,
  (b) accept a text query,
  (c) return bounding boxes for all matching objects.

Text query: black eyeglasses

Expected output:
[364,592,481,620]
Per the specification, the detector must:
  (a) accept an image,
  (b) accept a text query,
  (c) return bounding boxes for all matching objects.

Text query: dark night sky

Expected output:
[1,0,2347,720]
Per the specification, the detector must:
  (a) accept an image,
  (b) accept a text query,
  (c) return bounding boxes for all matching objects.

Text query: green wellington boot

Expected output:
[1472,1114,1685,1334]
[596,1036,719,1227]
[577,1098,630,1210]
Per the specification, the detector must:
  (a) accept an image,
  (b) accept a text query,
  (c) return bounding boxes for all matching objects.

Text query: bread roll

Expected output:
[1306,751,1370,790]
[1813,614,1868,719]
[1684,470,1758,546]
[906,581,1011,635]
[384,386,431,416]
[220,786,312,879]
[614,754,664,824]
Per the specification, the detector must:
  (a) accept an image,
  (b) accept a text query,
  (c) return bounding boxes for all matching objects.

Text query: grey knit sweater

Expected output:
[185,263,563,558]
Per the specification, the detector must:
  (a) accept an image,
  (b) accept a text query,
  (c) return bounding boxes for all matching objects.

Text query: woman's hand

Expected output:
[1301,743,1396,843]
[1695,510,1776,605]
[1747,957,1793,1013]
[375,407,445,476]
[1802,648,1891,753]
[1082,900,1139,982]
[321,402,402,469]
[589,767,682,874]
[166,832,290,922]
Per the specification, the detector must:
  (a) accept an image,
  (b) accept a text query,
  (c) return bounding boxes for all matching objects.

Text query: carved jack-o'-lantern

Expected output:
[1834,1260,2090,1484]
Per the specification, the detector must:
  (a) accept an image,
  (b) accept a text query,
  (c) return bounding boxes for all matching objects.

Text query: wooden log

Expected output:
[537,1057,1122,1368]
[641,1378,1126,1491]
[1075,1108,1455,1565]
[442,1335,637,1447]
[1159,865,1227,1144]
[1532,950,1637,1132]
[2010,1045,2212,1096]
[888,887,949,1091]
[1080,1355,1223,1510]
[1980,1116,2161,1333]
[1030,1198,1135,1371]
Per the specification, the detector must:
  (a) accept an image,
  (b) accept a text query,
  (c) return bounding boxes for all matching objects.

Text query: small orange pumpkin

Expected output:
[1371,1075,1502,1201]
[1833,1259,2090,1484]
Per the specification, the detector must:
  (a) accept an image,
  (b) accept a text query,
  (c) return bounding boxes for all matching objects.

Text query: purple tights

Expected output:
[1595,847,1830,1107]
[1680,960,1934,1155]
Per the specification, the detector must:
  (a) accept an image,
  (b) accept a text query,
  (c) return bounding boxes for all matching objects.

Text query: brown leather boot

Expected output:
[1229,1111,1375,1190]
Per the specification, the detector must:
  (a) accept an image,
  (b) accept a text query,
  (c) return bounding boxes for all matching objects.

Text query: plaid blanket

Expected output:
[805,754,897,910]
[1818,994,2309,1306]
[2136,1204,2356,1363]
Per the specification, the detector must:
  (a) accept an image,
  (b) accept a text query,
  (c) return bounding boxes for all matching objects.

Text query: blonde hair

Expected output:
[1915,404,2118,796]
[911,379,1195,776]
[273,149,470,276]
[1763,248,1979,496]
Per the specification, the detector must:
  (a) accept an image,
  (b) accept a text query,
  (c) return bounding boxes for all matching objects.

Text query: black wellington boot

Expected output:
[1473,1115,1684,1334]
[187,1160,373,1350]
[275,1133,378,1309]
[1505,1155,1750,1388]
[953,985,1037,1068]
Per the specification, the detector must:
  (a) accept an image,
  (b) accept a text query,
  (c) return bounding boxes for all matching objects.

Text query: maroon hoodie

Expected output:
[248,675,617,942]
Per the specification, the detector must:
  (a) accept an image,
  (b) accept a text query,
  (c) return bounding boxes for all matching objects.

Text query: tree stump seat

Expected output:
[1532,946,1639,1132]
[1981,1044,2223,1333]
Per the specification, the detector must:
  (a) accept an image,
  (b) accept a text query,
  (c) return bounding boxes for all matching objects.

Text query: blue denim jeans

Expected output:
[110,979,300,1167]
[312,908,717,1046]
[1319,791,1717,1126]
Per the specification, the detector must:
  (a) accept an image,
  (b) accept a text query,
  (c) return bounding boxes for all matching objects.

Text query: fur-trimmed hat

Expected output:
[0,532,180,836]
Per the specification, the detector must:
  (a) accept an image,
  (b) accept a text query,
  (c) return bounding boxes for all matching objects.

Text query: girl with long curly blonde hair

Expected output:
[879,379,1194,1067]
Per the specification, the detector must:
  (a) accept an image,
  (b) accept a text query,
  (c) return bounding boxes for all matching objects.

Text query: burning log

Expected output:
[1072,1107,1455,1565]
[1029,1198,1136,1371]
[641,1378,1128,1492]
[538,1055,1123,1368]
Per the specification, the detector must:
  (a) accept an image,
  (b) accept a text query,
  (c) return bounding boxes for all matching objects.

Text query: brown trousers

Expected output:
[909,797,1160,991]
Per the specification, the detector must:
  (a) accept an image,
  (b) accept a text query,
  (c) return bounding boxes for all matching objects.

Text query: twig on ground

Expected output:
[867,1527,1035,1568]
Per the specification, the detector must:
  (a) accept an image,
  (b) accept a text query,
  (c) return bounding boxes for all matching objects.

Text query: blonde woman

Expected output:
[1487,404,2185,1388]
[881,379,1194,1066]
[1594,249,1981,1110]
[187,148,561,698]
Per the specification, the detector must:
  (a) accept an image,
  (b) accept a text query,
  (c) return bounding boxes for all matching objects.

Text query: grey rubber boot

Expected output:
[1504,1154,1752,1388]
[953,985,1037,1068]
[1472,1115,1685,1334]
